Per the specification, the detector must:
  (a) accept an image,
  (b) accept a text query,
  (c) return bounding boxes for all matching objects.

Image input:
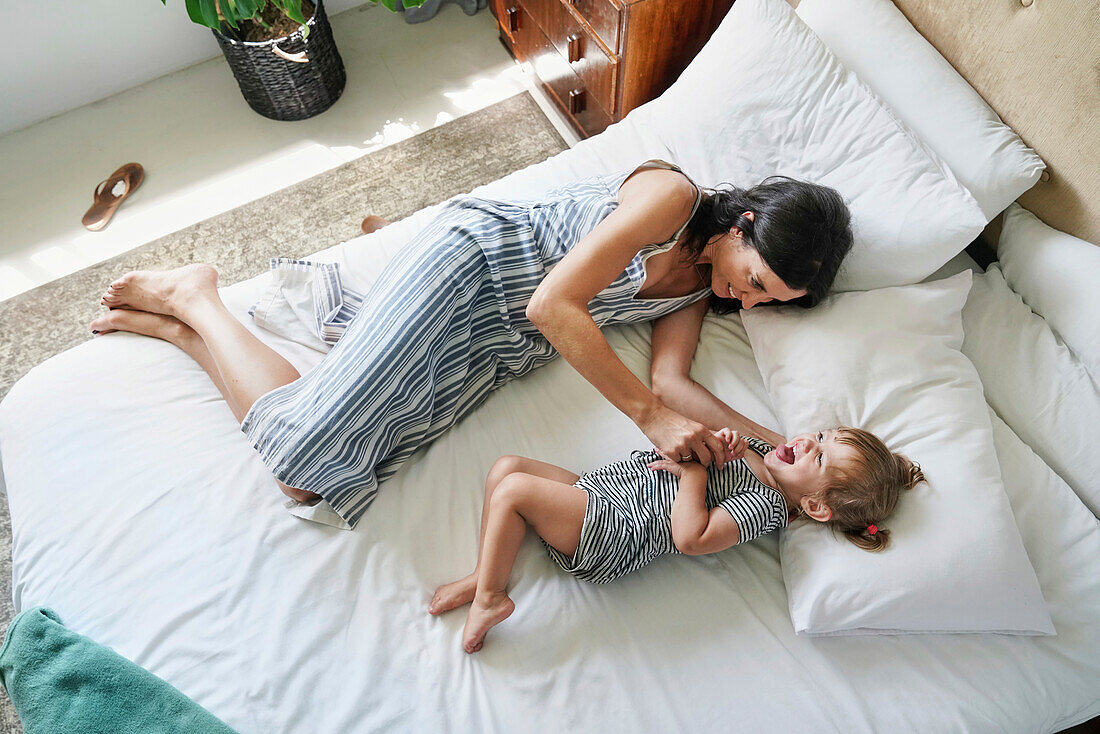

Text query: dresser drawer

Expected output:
[564,0,621,53]
[492,0,728,139]
[489,0,519,45]
[543,0,618,116]
[525,20,613,136]
[503,0,619,118]
[491,0,536,61]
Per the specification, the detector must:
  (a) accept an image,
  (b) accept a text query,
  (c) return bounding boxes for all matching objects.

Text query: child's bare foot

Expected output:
[429,573,478,615]
[100,264,218,318]
[462,591,515,654]
[361,215,390,235]
[89,307,196,347]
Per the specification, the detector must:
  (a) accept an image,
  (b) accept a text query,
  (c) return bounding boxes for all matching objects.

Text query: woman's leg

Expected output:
[90,308,244,418]
[461,472,588,654]
[429,456,581,615]
[101,265,301,416]
[97,266,319,503]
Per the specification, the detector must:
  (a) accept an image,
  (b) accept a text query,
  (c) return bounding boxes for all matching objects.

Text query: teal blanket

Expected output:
[0,607,238,734]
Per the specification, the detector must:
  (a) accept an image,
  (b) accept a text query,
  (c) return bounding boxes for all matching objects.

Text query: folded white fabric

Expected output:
[962,265,1100,518]
[247,257,372,354]
[631,0,986,291]
[248,258,345,353]
[996,203,1100,379]
[796,0,1044,220]
[742,272,1053,635]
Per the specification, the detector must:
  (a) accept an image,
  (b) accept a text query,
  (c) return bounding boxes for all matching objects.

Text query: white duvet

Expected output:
[2,211,1099,732]
[2,0,1099,723]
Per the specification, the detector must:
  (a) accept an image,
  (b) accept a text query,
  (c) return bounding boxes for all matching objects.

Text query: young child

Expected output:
[429,426,924,653]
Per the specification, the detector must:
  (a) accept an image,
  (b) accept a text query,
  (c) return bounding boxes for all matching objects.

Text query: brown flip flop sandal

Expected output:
[82,162,144,231]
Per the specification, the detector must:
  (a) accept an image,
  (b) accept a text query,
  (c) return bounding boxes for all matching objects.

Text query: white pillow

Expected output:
[962,265,1100,518]
[629,0,987,292]
[796,0,1044,220]
[997,203,1100,379]
[742,272,1053,635]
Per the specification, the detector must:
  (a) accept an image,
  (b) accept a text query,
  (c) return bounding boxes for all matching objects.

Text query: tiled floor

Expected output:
[0,3,578,302]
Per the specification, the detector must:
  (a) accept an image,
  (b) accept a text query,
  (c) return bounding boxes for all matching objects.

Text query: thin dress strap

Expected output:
[617,159,704,250]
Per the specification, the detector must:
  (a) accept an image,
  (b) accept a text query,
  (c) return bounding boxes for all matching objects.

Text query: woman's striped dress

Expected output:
[241,160,711,529]
[544,437,789,584]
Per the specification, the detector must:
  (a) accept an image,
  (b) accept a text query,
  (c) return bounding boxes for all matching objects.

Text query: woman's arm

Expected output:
[527,171,730,466]
[651,459,742,555]
[650,300,787,448]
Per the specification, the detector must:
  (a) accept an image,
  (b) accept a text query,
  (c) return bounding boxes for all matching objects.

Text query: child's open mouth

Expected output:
[776,444,795,464]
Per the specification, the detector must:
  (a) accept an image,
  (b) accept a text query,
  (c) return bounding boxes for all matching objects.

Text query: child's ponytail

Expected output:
[902,457,926,491]
[843,524,890,553]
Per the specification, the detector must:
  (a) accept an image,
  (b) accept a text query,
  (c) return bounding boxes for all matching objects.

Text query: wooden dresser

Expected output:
[489,0,735,138]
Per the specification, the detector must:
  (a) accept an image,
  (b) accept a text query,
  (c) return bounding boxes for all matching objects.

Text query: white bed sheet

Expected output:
[3,209,1100,733]
[3,113,1100,731]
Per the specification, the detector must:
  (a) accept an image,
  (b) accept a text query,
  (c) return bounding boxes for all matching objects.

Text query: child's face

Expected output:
[763,428,856,499]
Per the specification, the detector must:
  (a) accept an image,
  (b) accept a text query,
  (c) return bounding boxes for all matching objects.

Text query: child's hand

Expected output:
[715,428,749,461]
[647,458,687,477]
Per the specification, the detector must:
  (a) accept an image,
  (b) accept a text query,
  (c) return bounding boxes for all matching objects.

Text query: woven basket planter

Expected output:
[212,0,346,121]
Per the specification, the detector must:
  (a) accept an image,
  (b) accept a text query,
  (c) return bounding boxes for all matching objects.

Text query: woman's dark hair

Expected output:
[683,176,853,312]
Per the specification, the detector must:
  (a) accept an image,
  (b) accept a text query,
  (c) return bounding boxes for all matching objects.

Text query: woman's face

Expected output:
[701,215,807,309]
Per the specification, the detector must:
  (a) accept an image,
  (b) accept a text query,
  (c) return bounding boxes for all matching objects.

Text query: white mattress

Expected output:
[2,127,1100,732]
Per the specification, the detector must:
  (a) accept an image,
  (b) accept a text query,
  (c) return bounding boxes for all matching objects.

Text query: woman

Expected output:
[93,160,853,529]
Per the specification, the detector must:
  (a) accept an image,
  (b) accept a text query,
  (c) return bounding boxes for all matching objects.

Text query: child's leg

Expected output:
[429,456,580,615]
[462,472,587,654]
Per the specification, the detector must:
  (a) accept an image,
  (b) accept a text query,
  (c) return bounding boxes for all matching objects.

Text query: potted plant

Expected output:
[162,0,425,121]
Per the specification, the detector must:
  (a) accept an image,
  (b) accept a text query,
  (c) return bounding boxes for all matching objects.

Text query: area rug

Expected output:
[0,90,567,733]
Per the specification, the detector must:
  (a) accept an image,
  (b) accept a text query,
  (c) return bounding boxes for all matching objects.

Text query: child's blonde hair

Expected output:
[812,427,925,552]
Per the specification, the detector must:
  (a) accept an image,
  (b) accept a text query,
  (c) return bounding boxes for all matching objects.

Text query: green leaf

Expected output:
[375,0,399,11]
[272,0,309,26]
[235,0,263,22]
[223,0,244,27]
[184,0,223,30]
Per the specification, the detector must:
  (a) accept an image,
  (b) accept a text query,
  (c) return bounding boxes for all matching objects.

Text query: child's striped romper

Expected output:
[543,437,789,584]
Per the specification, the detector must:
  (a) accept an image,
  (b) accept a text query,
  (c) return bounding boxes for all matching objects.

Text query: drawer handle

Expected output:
[505,6,519,32]
[567,33,582,63]
[569,88,586,114]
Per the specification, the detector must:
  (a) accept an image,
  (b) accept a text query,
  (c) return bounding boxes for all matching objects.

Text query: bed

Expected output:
[2,0,1098,731]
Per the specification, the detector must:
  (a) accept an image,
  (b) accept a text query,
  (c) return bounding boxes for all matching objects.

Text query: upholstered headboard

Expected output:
[891,0,1100,247]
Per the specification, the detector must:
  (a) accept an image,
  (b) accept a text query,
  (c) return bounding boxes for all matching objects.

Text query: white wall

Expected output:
[4,0,370,136]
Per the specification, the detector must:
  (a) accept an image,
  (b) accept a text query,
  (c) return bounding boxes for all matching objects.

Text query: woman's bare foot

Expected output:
[462,591,515,654]
[89,307,196,346]
[101,264,219,318]
[429,573,478,615]
[361,215,391,235]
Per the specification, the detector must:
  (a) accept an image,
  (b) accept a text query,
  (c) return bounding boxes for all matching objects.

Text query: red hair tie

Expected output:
[867,524,878,535]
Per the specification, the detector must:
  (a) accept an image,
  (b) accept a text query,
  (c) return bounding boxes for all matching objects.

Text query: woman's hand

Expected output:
[640,404,732,468]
